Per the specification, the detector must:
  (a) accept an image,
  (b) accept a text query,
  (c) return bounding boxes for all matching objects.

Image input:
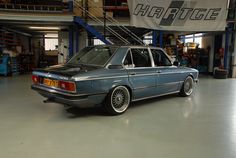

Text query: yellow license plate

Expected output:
[43,78,59,87]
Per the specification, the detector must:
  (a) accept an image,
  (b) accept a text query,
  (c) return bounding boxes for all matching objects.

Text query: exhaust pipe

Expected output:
[43,98,54,103]
[43,98,74,109]
[63,104,74,109]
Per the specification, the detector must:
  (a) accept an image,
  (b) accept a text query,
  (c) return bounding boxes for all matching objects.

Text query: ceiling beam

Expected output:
[2,27,32,37]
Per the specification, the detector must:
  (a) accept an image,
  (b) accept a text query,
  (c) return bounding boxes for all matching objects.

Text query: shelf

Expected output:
[0,31,21,47]
[104,6,129,11]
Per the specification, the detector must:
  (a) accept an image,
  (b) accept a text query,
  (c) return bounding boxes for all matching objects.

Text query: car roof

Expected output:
[92,45,163,49]
[120,45,163,49]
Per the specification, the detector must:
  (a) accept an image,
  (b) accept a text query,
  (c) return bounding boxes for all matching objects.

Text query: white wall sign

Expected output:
[127,0,228,31]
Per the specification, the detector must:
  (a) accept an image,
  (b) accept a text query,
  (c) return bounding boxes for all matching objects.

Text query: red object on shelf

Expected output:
[0,32,21,46]
[104,6,129,11]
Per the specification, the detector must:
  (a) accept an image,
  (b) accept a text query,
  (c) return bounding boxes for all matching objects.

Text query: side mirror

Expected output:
[108,65,123,69]
[173,61,180,67]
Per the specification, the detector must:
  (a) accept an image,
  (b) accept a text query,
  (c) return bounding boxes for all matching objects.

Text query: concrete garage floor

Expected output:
[0,75,236,158]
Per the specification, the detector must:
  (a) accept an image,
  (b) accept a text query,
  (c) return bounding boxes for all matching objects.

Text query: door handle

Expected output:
[129,72,136,75]
[156,70,162,73]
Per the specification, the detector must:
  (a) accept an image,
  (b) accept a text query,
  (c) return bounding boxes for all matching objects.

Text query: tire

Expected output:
[179,76,194,97]
[214,73,227,79]
[103,86,131,115]
[214,69,228,79]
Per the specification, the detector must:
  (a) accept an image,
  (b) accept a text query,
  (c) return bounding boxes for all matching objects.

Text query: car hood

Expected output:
[34,64,100,78]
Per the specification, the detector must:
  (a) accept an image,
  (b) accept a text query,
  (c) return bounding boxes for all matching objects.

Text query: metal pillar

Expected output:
[159,30,163,48]
[182,35,185,43]
[69,26,74,59]
[75,27,79,53]
[233,31,236,77]
[224,27,229,69]
[68,0,73,13]
[103,0,106,40]
[29,37,31,52]
[152,30,157,47]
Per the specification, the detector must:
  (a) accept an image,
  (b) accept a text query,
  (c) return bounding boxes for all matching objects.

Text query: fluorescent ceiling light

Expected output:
[29,26,60,30]
[45,34,58,38]
[38,31,58,33]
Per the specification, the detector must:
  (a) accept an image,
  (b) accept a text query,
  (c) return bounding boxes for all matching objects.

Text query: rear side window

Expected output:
[67,46,117,66]
[151,49,172,66]
[131,49,151,67]
[123,50,133,68]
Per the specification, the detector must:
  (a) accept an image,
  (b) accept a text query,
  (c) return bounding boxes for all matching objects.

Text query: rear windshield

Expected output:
[67,46,117,67]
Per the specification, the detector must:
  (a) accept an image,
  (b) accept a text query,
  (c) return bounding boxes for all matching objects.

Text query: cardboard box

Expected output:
[45,50,59,56]
[16,46,22,54]
[73,0,83,16]
[88,0,103,17]
[88,8,104,17]
[74,8,83,16]
[106,11,113,18]
[89,0,103,7]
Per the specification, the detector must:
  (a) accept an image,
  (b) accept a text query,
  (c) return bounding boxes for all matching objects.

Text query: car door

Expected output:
[124,48,157,100]
[151,49,181,95]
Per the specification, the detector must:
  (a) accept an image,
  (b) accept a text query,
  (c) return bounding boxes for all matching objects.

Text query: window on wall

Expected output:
[184,33,203,48]
[194,33,203,48]
[44,34,58,50]
[143,35,152,45]
[185,34,194,43]
[194,37,202,47]
[94,39,105,45]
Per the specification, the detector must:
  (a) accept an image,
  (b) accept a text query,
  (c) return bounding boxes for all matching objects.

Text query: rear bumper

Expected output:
[31,84,107,108]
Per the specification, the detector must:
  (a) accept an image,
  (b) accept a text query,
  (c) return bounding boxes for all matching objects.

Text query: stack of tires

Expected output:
[214,69,228,79]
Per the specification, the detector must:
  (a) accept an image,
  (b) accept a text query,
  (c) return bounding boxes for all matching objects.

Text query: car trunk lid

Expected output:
[33,64,99,78]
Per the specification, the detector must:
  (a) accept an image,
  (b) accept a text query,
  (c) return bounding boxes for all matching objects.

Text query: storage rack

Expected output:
[10,57,19,75]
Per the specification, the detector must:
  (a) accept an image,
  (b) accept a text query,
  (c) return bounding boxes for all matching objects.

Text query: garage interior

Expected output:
[0,0,236,158]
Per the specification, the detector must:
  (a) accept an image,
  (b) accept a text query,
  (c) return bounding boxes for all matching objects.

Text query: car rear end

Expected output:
[31,71,78,104]
[32,73,76,93]
[31,71,106,108]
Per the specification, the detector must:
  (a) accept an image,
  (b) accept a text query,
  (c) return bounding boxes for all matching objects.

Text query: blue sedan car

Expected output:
[31,45,198,115]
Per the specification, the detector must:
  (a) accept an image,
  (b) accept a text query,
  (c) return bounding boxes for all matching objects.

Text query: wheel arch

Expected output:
[179,73,194,91]
[123,85,133,100]
[110,84,133,100]
[188,73,194,79]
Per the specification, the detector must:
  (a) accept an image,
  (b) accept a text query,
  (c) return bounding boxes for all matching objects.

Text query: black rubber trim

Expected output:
[31,85,107,100]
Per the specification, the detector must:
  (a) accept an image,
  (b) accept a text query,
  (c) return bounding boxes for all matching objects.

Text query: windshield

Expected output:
[67,46,117,66]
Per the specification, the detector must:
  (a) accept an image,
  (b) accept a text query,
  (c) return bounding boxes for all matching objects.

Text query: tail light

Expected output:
[59,81,76,92]
[32,75,76,93]
[32,75,39,84]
